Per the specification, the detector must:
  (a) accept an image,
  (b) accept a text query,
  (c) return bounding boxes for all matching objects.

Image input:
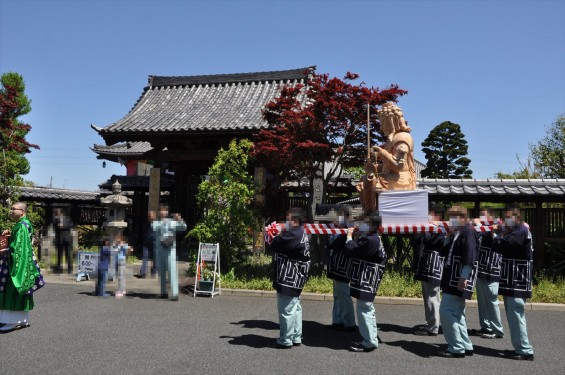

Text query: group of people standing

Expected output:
[0,201,187,334]
[269,207,387,352]
[94,203,187,301]
[268,204,535,361]
[412,205,534,360]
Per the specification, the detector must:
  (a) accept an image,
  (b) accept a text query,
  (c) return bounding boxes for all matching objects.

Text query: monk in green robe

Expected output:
[0,202,41,332]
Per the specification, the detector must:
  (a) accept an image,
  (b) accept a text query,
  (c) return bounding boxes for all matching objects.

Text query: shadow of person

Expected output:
[300,320,372,350]
[220,334,274,348]
[125,292,164,300]
[385,340,441,358]
[378,323,415,335]
[78,291,161,300]
[231,319,279,330]
[472,344,511,359]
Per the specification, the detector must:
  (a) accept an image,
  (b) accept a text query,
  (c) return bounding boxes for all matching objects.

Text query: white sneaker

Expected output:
[480,331,503,339]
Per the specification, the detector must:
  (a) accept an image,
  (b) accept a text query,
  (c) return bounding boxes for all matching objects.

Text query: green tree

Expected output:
[0,72,39,228]
[421,121,472,178]
[531,114,565,179]
[494,115,564,180]
[187,139,259,271]
[495,155,540,179]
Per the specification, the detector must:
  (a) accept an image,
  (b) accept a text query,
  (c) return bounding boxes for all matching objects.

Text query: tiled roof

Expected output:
[98,175,175,190]
[418,178,565,197]
[91,142,153,157]
[19,186,100,202]
[335,179,565,205]
[93,67,315,138]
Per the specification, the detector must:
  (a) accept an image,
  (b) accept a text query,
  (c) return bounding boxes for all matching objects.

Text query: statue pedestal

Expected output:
[378,190,429,226]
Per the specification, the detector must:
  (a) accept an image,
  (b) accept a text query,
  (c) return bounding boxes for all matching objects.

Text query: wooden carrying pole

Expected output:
[367,103,371,161]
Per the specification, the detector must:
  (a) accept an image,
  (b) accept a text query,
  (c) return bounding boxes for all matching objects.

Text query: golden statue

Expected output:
[372,102,416,191]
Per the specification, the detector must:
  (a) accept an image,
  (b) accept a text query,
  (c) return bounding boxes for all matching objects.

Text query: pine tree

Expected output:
[421,121,472,178]
[0,72,39,227]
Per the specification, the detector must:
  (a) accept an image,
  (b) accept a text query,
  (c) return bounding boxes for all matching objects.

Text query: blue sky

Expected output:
[1,0,563,191]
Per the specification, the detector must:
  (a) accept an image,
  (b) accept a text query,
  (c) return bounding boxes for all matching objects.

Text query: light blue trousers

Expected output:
[156,247,178,298]
[503,296,534,355]
[440,293,473,354]
[357,300,378,348]
[476,278,504,336]
[421,281,441,334]
[332,280,356,327]
[277,293,302,346]
[117,254,126,293]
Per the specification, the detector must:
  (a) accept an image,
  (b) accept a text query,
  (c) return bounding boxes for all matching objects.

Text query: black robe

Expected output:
[477,231,502,282]
[345,234,387,302]
[492,224,533,299]
[270,226,311,297]
[440,225,479,300]
[413,231,446,286]
[327,234,350,283]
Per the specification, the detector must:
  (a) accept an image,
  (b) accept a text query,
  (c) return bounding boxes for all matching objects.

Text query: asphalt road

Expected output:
[0,278,564,375]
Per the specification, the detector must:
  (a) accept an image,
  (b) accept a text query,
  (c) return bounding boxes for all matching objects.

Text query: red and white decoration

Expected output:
[264,222,495,244]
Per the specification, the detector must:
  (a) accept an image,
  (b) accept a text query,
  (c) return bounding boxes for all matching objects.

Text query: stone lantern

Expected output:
[100,179,132,240]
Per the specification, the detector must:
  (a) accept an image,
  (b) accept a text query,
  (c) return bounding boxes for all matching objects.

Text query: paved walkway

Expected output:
[1,279,564,375]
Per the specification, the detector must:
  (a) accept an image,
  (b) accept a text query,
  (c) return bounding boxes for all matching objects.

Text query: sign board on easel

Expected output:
[76,251,98,282]
[193,243,221,297]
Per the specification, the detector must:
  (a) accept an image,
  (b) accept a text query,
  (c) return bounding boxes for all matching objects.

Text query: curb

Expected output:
[221,288,565,312]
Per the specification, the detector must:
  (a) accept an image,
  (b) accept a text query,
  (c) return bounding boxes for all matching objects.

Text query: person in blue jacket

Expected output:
[269,207,310,349]
[439,206,479,358]
[344,215,387,353]
[95,238,112,297]
[469,208,504,339]
[152,204,187,301]
[326,205,356,331]
[492,206,535,361]
[412,208,446,336]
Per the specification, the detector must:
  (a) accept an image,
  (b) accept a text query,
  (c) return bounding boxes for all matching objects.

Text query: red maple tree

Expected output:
[252,71,407,220]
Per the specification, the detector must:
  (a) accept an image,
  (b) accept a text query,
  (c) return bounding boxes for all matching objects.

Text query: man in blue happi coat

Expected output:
[469,208,504,339]
[270,208,310,349]
[412,208,445,336]
[438,206,479,358]
[326,205,356,331]
[344,215,387,353]
[492,206,535,361]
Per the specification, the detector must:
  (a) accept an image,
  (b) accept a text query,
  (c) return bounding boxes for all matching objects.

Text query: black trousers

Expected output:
[57,243,73,273]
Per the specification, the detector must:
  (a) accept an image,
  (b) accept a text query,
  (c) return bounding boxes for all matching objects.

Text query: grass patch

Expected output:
[378,271,422,298]
[215,255,565,303]
[532,275,565,304]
